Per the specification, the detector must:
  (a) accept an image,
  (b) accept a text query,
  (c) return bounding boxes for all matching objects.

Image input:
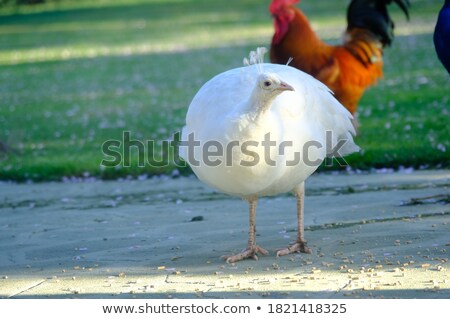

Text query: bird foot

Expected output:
[276,241,311,257]
[222,245,269,263]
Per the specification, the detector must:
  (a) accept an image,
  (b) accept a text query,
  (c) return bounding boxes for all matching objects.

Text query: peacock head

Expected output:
[258,73,294,94]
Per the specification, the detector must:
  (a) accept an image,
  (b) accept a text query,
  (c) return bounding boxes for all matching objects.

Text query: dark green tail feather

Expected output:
[347,0,410,47]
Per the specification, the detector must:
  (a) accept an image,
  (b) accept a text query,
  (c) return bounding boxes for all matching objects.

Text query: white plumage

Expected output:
[181,48,359,263]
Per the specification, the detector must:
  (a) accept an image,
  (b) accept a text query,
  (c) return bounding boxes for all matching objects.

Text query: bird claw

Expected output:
[222,245,269,263]
[276,241,312,257]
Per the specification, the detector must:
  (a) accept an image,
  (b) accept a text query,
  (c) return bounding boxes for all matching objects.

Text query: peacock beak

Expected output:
[278,81,295,92]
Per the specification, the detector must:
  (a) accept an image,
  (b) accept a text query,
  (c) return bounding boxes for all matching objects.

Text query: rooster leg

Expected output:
[277,182,312,257]
[222,196,269,263]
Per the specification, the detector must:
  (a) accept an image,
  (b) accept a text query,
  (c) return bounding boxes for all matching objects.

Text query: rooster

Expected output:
[269,0,410,121]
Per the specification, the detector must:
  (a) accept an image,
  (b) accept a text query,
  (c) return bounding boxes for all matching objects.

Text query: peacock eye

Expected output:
[263,81,272,87]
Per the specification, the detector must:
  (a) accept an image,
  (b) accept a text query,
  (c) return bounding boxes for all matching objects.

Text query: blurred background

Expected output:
[0,0,448,182]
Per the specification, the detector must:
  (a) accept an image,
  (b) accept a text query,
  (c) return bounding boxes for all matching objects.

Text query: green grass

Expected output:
[0,0,449,181]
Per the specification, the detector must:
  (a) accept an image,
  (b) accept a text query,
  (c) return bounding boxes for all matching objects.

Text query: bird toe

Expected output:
[277,241,312,257]
[222,245,269,263]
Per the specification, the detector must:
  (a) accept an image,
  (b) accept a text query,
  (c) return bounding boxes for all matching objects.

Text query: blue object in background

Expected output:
[434,0,450,74]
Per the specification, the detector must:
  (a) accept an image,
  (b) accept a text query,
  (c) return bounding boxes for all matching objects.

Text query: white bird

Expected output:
[180,48,359,263]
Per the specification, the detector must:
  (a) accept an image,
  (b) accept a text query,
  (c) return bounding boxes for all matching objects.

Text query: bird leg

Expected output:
[222,196,269,263]
[277,182,312,257]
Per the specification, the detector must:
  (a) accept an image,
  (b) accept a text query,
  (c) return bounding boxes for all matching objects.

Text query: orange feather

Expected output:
[270,1,386,115]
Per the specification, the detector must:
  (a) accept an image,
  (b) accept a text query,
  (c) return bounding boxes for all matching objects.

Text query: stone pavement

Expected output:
[0,170,449,298]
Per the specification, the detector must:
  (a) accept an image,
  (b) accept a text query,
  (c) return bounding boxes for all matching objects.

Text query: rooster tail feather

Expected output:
[346,0,410,47]
[394,0,410,20]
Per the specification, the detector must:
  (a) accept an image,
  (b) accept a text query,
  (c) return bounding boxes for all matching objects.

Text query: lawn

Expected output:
[0,0,448,182]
